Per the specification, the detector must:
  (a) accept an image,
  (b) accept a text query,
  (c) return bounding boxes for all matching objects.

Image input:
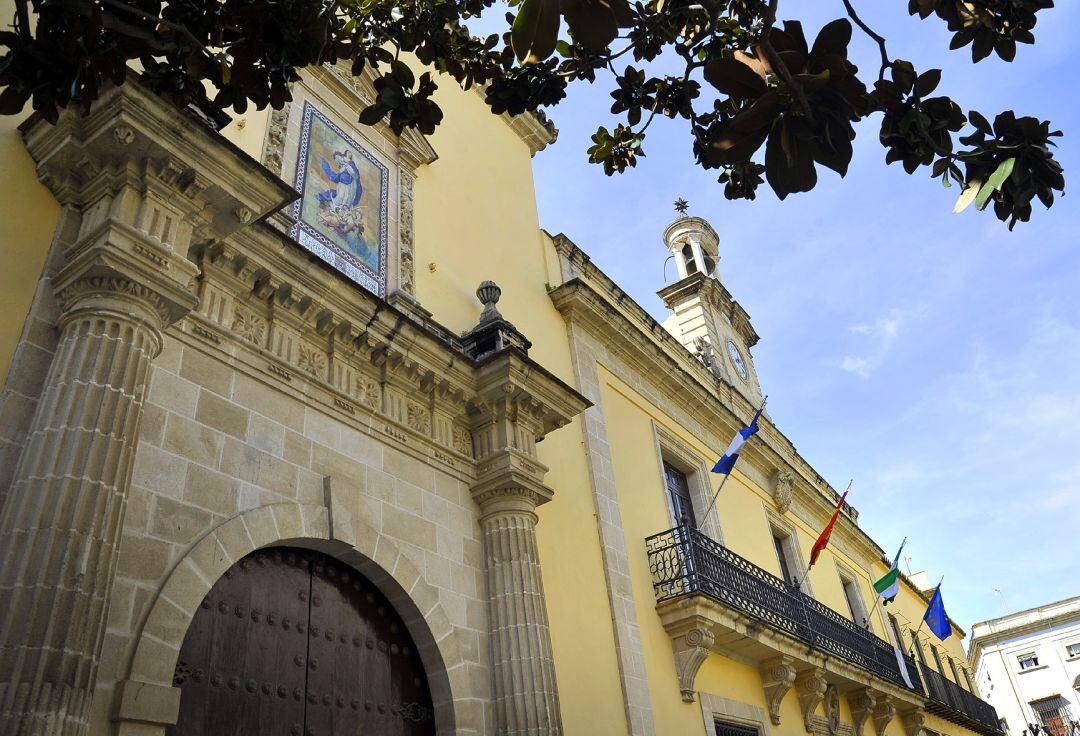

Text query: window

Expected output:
[838,569,871,630]
[1031,696,1073,736]
[911,632,927,664]
[931,646,949,679]
[772,531,796,585]
[888,614,906,649]
[682,244,699,275]
[1018,653,1041,671]
[664,462,697,528]
[1066,643,1080,659]
[949,658,968,691]
[715,720,760,736]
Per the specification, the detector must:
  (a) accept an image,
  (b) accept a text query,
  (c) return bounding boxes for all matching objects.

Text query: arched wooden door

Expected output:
[168,547,436,736]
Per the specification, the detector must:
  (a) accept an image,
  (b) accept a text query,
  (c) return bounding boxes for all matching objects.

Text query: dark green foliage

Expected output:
[0,0,1063,227]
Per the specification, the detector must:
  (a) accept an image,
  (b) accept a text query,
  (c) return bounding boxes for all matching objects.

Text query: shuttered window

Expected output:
[715,720,759,736]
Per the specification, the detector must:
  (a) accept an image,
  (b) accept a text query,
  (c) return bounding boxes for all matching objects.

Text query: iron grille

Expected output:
[645,525,1004,736]
[715,720,760,736]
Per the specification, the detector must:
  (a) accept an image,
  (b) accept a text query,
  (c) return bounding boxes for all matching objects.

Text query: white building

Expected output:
[970,596,1080,736]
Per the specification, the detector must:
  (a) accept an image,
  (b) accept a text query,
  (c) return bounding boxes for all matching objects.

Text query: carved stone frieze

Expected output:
[398,171,416,295]
[407,401,431,435]
[297,343,327,377]
[824,685,842,736]
[796,668,828,733]
[760,655,798,726]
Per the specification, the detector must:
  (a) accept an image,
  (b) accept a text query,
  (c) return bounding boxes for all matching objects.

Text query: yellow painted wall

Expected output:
[0,104,62,387]
[595,361,983,735]
[407,77,629,736]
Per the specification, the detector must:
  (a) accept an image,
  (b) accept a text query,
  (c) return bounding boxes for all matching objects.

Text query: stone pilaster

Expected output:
[462,288,588,735]
[0,82,292,735]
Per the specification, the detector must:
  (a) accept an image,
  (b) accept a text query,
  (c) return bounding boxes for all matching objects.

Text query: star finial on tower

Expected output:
[674,198,689,215]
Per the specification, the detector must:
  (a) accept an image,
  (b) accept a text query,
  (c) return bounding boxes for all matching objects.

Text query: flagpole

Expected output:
[908,575,945,656]
[793,479,851,592]
[697,395,767,532]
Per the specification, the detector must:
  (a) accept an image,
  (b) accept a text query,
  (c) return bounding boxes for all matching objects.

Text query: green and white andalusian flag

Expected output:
[873,538,906,605]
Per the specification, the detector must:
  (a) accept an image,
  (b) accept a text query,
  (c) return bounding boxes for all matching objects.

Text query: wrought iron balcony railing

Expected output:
[920,663,1003,734]
[645,525,1004,735]
[646,525,922,692]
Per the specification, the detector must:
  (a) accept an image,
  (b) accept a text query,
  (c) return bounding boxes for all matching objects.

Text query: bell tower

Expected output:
[658,200,763,403]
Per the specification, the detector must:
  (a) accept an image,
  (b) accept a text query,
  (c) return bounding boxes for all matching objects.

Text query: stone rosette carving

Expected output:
[760,655,798,726]
[355,377,381,411]
[231,304,267,346]
[297,344,327,377]
[772,469,795,515]
[452,425,474,458]
[407,401,431,434]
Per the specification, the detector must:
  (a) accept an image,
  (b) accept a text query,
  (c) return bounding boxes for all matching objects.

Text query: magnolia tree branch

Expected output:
[841,0,891,79]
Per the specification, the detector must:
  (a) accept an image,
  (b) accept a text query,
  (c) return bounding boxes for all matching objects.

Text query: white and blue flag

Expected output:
[712,405,764,475]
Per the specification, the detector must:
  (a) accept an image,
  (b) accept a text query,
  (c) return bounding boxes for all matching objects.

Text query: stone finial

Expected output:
[477,280,503,324]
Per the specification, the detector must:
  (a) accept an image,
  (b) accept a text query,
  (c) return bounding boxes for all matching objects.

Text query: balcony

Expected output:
[646,526,1003,736]
[920,663,1003,735]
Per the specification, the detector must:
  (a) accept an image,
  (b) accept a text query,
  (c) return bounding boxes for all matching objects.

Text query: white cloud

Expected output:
[840,308,910,379]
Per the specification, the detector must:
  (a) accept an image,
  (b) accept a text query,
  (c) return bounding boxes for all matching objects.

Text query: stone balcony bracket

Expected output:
[656,596,929,728]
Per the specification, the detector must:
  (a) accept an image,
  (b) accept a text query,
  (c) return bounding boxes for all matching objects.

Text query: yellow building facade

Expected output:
[0,52,1001,736]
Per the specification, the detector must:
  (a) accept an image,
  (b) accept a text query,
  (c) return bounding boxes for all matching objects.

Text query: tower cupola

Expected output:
[658,201,763,404]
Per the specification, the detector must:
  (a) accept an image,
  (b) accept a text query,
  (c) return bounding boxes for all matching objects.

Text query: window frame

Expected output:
[765,507,813,595]
[835,562,873,631]
[652,423,723,542]
[1017,652,1042,672]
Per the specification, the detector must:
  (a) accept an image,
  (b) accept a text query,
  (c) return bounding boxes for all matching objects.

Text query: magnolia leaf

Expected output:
[975,157,1017,210]
[703,56,767,99]
[562,0,618,52]
[954,180,982,213]
[512,0,561,63]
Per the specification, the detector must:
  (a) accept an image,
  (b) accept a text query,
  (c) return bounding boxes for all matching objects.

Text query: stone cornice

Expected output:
[468,85,558,155]
[969,596,1080,665]
[657,271,760,347]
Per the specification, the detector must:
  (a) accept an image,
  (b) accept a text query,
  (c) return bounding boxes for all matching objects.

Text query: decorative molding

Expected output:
[231,304,267,346]
[772,469,795,516]
[398,171,416,295]
[872,695,896,736]
[848,687,879,736]
[263,108,290,176]
[760,656,798,726]
[674,627,715,702]
[900,709,927,736]
[824,686,842,736]
[795,668,828,733]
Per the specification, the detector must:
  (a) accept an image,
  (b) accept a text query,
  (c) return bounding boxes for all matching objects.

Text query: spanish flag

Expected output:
[809,484,850,567]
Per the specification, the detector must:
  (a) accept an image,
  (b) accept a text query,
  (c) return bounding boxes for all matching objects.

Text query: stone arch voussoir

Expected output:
[120,502,466,735]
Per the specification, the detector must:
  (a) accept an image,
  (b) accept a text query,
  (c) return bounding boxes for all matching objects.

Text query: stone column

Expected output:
[0,271,192,735]
[475,486,562,736]
[0,81,291,735]
[462,285,588,735]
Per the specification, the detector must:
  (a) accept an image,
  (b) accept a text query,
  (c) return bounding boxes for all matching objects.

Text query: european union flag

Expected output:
[923,585,953,641]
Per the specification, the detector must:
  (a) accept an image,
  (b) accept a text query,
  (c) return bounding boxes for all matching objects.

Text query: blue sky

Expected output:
[528,0,1080,634]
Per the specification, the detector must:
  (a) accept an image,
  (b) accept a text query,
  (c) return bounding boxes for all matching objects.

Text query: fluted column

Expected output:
[477,488,562,736]
[0,80,289,735]
[0,278,178,735]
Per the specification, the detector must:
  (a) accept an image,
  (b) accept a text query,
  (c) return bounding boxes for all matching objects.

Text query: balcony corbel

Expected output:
[901,708,927,736]
[849,687,880,736]
[873,695,897,736]
[796,667,828,732]
[670,620,716,702]
[760,655,797,725]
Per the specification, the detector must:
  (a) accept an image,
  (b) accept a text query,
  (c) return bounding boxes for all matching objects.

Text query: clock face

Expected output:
[727,340,748,380]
